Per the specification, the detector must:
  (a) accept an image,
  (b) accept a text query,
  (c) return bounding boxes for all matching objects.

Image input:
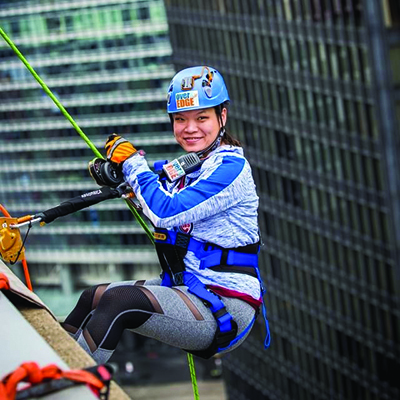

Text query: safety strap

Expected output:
[155,231,190,286]
[182,272,238,359]
[255,265,272,349]
[0,362,111,400]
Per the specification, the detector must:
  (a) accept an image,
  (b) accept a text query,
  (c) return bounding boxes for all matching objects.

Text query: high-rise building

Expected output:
[164,1,400,399]
[0,0,178,316]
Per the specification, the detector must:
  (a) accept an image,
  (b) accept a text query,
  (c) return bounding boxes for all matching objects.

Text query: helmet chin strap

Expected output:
[195,127,225,159]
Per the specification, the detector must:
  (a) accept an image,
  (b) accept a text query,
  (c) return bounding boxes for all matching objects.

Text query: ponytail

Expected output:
[215,102,242,148]
[222,130,241,147]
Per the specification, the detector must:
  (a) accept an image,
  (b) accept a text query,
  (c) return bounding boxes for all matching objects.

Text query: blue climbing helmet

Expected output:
[167,66,230,113]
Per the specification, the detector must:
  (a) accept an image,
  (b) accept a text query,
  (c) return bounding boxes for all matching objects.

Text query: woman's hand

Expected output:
[105,134,137,165]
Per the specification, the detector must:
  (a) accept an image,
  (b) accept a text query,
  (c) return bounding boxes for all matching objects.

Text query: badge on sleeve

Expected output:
[178,223,193,234]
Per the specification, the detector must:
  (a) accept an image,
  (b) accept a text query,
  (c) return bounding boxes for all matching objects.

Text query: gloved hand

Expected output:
[105,134,137,164]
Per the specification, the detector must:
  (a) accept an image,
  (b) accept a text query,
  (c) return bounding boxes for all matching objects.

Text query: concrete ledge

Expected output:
[0,261,131,400]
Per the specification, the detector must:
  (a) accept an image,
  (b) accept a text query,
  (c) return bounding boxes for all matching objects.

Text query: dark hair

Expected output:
[214,102,242,148]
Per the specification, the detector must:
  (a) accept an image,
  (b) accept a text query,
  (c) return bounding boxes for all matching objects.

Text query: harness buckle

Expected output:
[215,322,238,349]
[172,271,184,286]
[212,306,233,333]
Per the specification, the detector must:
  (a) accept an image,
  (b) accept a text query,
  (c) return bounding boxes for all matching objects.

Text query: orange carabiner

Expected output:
[0,204,33,291]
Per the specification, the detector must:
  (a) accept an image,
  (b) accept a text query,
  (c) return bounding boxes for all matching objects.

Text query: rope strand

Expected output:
[187,353,200,400]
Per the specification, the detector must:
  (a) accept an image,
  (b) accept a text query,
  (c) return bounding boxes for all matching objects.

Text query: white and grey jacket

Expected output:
[122,145,261,301]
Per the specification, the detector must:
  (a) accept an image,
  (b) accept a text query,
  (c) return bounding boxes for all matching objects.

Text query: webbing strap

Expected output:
[198,249,258,270]
[184,272,232,334]
[156,231,190,286]
[255,266,271,348]
[182,271,238,359]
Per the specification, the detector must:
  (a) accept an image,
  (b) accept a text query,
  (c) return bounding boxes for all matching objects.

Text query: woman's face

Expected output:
[172,107,227,153]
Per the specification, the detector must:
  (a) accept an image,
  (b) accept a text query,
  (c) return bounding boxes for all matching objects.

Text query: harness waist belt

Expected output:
[155,229,259,279]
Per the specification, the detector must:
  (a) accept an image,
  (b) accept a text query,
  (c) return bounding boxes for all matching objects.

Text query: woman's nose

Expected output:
[184,119,198,133]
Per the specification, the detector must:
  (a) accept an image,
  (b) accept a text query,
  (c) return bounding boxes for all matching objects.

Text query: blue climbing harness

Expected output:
[154,228,271,359]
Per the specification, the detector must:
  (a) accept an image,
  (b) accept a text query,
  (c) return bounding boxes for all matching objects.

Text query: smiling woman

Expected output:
[172,108,227,153]
[63,66,270,364]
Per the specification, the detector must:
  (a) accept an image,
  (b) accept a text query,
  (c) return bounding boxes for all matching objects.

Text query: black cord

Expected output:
[9,222,32,265]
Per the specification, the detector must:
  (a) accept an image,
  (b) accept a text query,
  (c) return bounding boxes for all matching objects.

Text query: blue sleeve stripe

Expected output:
[137,156,246,219]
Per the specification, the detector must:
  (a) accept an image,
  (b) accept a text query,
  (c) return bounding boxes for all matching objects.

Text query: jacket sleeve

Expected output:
[122,153,251,228]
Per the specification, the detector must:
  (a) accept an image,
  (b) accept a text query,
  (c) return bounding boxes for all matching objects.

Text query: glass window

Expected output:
[344,99,357,133]
[318,42,329,77]
[137,6,150,20]
[298,39,309,71]
[365,104,379,138]
[295,89,307,121]
[306,91,316,123]
[308,41,319,75]
[333,95,345,131]
[396,101,400,129]
[338,45,351,81]
[261,82,272,111]
[389,46,400,84]
[350,45,361,81]
[288,38,299,71]
[362,155,376,190]
[287,87,297,117]
[246,33,257,64]
[10,20,20,35]
[383,0,400,27]
[281,38,291,68]
[352,151,364,185]
[254,32,265,64]
[328,44,340,79]
[270,84,279,112]
[342,149,355,181]
[358,46,371,84]
[300,0,312,21]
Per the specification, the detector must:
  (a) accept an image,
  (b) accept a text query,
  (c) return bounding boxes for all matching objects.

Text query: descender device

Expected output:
[0,184,134,265]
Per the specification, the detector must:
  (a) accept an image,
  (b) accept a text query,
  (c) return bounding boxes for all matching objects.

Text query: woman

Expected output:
[63,66,270,364]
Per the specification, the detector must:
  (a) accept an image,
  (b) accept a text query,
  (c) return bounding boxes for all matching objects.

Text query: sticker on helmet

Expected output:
[176,91,199,109]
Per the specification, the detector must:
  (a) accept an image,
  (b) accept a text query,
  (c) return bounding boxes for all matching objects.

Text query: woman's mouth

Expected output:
[184,137,203,143]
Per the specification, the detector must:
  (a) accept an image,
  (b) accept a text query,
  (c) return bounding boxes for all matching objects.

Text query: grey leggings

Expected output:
[63,277,256,364]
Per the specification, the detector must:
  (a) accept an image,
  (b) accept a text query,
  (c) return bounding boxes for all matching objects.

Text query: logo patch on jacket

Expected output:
[178,223,193,234]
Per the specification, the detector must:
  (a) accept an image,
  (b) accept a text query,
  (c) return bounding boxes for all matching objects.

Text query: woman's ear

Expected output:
[221,107,227,127]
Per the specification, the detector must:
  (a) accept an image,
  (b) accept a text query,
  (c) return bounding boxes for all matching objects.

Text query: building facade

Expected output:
[0,0,178,316]
[164,1,400,399]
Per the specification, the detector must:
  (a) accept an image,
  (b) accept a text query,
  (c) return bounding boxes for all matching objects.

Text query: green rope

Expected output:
[187,353,200,400]
[0,25,200,399]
